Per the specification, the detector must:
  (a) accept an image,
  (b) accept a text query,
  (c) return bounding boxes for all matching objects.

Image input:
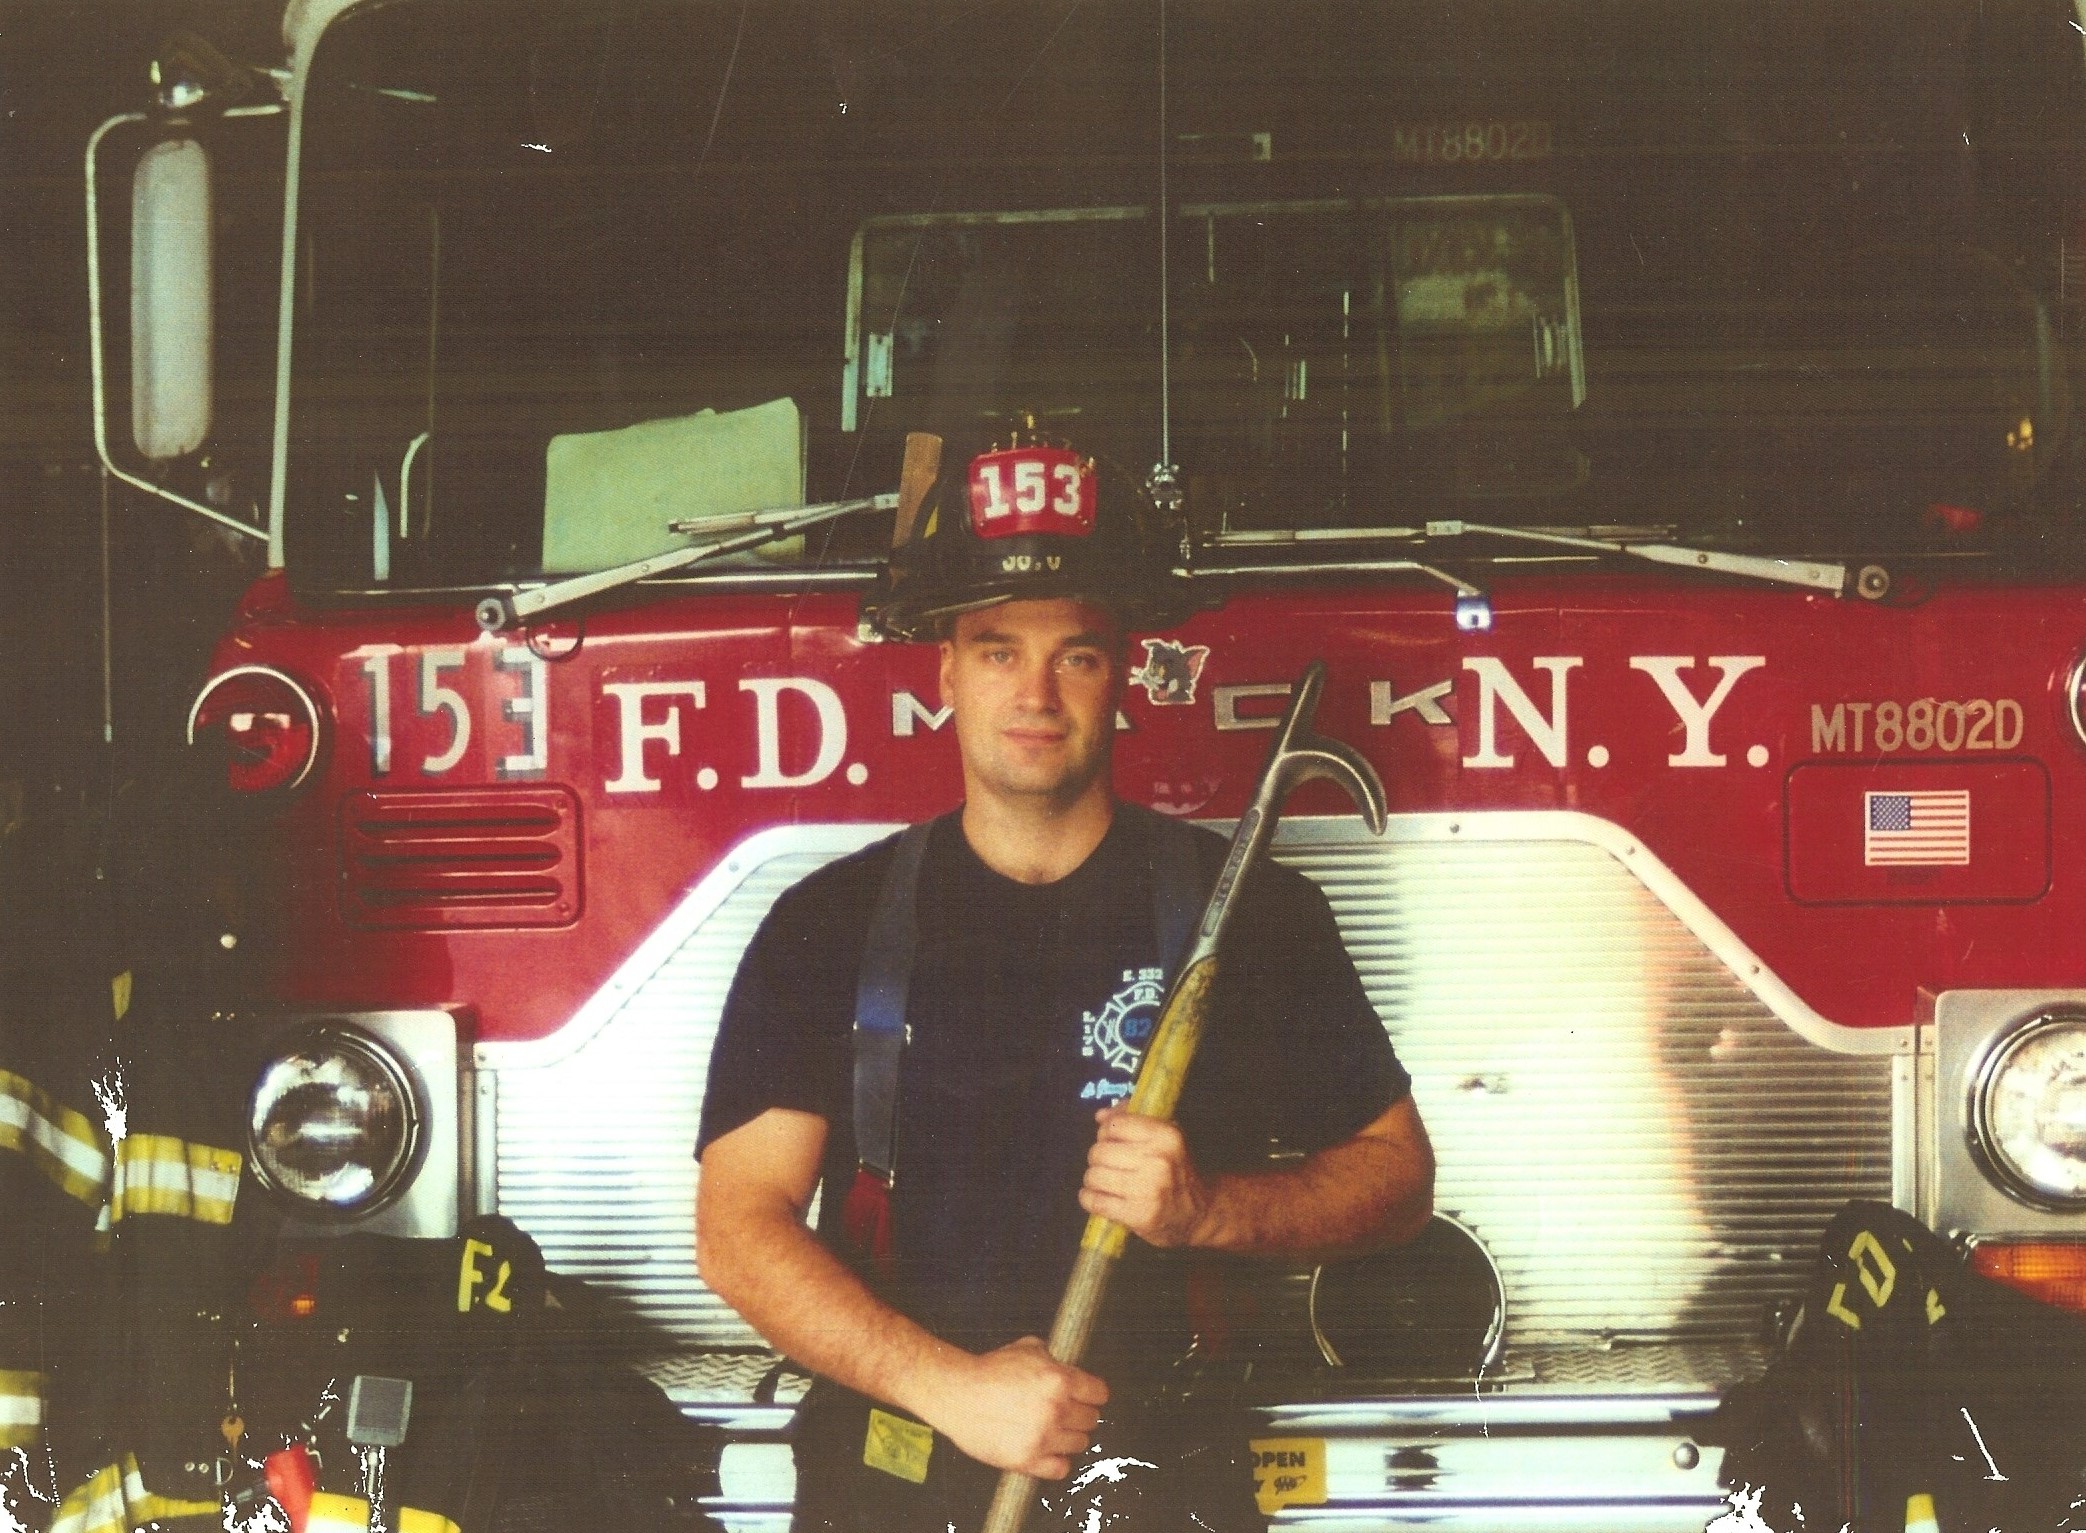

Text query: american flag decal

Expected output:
[1863,790,1971,866]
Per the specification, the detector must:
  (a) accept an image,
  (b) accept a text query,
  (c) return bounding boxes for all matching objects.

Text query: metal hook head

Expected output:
[1266,662,1388,834]
[1280,739,1388,835]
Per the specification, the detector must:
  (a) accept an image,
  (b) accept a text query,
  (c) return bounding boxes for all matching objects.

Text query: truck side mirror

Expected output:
[88,86,281,549]
[130,136,214,460]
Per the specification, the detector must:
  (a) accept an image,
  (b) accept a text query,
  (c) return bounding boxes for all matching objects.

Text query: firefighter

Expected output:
[695,433,1435,1531]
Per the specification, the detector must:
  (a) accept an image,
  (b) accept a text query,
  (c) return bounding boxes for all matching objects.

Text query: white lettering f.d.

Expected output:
[1629,656,1765,766]
[742,677,848,789]
[603,681,706,793]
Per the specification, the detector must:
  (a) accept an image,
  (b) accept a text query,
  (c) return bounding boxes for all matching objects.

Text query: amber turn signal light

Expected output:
[1967,1240,2086,1313]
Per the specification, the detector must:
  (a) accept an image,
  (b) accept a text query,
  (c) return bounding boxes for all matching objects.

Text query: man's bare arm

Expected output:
[1079,1094,1434,1262]
[696,1107,1107,1478]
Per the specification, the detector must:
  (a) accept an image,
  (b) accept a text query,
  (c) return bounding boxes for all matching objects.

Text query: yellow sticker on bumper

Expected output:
[1250,1436,1327,1513]
[305,1492,372,1532]
[864,1407,934,1484]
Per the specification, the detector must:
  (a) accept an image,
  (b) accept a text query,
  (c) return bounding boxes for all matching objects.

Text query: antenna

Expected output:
[1149,0,1183,518]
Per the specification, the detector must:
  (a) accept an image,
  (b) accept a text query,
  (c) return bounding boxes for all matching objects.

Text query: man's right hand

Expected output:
[698,1114,1109,1481]
[924,1336,1109,1479]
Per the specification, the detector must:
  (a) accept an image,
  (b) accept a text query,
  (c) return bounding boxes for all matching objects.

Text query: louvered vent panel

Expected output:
[488,822,1892,1353]
[341,789,580,929]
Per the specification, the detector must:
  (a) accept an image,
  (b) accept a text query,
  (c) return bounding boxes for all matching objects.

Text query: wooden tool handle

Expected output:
[978,960,1219,1533]
[893,432,942,546]
[981,1464,1041,1533]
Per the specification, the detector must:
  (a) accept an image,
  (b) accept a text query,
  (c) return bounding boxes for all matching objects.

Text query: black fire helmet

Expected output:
[862,427,1190,642]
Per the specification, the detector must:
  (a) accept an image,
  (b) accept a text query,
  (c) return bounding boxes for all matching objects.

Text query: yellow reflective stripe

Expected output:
[0,1367,46,1449]
[397,1509,462,1533]
[110,1133,241,1226]
[52,1456,216,1533]
[51,1463,126,1533]
[307,1491,374,1532]
[0,1069,111,1208]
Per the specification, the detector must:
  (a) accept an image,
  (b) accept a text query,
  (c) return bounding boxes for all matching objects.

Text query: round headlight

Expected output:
[1969,1012,2086,1210]
[188,665,322,793]
[249,1029,422,1216]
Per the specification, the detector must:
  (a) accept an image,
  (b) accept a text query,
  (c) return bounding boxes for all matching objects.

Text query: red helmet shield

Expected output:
[966,446,1098,540]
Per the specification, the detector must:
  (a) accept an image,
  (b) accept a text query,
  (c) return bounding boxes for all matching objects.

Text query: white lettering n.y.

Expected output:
[1629,656,1765,767]
[742,678,847,789]
[1461,657,1582,768]
[603,682,706,793]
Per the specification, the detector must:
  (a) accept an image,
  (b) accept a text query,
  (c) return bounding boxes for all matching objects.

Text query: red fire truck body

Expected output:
[240,573,2077,1041]
[86,0,2086,1525]
[190,572,2086,1525]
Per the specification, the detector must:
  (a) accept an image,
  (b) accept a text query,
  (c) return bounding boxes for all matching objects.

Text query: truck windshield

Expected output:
[284,0,2086,594]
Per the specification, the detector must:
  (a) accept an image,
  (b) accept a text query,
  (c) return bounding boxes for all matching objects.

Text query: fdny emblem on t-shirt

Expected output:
[1080,967,1166,1101]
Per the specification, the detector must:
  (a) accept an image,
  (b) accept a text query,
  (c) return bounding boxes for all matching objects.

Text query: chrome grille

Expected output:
[488,829,890,1346]
[1278,823,1894,1341]
[484,817,1892,1354]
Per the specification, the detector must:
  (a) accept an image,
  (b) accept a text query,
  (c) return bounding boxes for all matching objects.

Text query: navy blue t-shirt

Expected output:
[697,806,1409,1371]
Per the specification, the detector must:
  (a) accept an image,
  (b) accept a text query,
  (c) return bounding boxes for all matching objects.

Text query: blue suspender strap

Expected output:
[852,820,934,1185]
[850,808,1206,1191]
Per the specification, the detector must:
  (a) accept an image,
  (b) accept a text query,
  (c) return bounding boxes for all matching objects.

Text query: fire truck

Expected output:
[64,0,2086,1527]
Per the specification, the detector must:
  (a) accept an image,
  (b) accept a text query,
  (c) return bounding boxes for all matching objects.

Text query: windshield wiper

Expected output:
[1425,519,1855,596]
[474,492,896,632]
[1213,519,1861,595]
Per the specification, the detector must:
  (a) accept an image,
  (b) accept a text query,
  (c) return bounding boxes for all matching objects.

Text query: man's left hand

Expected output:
[1079,1108,1211,1248]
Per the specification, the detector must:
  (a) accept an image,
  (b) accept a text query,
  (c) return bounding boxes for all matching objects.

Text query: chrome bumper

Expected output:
[654,1342,1752,1533]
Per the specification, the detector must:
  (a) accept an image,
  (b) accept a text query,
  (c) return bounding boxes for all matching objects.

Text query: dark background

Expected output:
[0,2,284,988]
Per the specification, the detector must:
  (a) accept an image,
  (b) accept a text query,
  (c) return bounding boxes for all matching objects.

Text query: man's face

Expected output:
[939,598,1122,810]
